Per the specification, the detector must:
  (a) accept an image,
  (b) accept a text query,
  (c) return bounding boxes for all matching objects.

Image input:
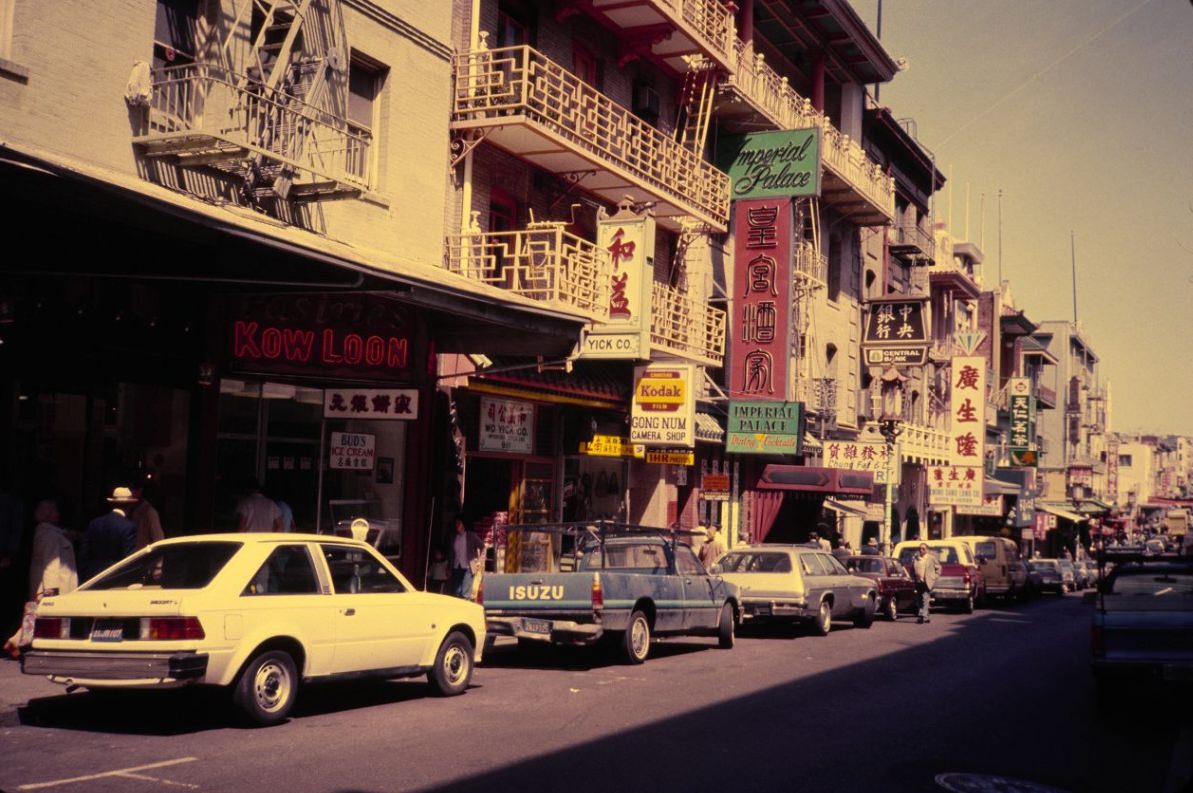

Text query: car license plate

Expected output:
[522,618,551,635]
[1163,665,1193,681]
[753,604,772,616]
[91,621,124,642]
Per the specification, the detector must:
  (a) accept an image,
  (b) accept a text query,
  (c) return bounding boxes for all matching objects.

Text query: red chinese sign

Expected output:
[323,388,419,420]
[949,356,986,469]
[731,198,793,400]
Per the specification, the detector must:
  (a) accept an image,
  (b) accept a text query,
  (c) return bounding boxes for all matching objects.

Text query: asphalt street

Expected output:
[1,595,1189,793]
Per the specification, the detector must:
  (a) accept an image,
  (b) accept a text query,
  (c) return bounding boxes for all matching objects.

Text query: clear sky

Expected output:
[852,0,1193,436]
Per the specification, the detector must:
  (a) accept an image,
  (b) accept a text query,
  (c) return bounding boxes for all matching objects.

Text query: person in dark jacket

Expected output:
[79,487,138,582]
[861,537,881,556]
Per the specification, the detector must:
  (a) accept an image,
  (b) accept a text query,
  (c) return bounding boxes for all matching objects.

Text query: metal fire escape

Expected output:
[134,0,367,205]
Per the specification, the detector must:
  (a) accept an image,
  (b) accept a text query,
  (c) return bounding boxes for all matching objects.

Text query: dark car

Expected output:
[1029,559,1067,594]
[843,555,916,620]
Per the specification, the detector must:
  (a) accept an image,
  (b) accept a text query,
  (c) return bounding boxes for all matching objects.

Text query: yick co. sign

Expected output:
[720,128,821,200]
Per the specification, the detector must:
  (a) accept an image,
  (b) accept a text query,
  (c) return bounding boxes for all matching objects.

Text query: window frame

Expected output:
[320,543,407,595]
[242,543,323,597]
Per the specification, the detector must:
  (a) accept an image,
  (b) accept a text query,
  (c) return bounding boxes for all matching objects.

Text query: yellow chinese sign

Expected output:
[580,435,644,458]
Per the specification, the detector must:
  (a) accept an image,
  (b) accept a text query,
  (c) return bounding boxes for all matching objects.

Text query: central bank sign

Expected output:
[720,128,821,200]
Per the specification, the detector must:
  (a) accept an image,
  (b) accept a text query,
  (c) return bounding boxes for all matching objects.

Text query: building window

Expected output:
[497,0,534,48]
[1118,454,1132,467]
[347,54,385,182]
[572,42,601,90]
[153,0,200,70]
[827,233,842,302]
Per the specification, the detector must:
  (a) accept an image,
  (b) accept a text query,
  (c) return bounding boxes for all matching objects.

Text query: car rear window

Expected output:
[1108,571,1193,596]
[719,552,792,574]
[581,543,668,572]
[86,543,242,590]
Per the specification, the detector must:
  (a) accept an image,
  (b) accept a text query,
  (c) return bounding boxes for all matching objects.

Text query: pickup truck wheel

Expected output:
[812,600,832,637]
[622,610,651,664]
[717,603,735,649]
[883,595,898,621]
[233,649,297,727]
[428,631,473,696]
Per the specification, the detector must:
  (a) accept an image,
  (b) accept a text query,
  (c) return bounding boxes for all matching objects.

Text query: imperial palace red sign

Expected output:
[730,198,793,400]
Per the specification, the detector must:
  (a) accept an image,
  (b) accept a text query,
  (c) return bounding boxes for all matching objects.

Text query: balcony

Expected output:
[897,422,951,466]
[444,226,611,322]
[1035,383,1058,410]
[452,45,730,231]
[796,378,838,416]
[650,282,726,366]
[718,39,894,226]
[584,0,736,74]
[889,223,936,265]
[132,65,371,200]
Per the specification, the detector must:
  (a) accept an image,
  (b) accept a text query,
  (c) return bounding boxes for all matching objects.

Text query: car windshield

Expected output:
[718,551,792,574]
[1029,561,1056,572]
[86,543,242,590]
[581,543,668,572]
[1108,571,1193,597]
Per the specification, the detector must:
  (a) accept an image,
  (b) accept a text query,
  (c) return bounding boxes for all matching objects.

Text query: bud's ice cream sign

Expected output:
[630,364,695,448]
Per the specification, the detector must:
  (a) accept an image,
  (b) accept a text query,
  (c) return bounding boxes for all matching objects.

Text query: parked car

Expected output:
[893,540,986,613]
[1058,559,1078,592]
[1015,559,1043,599]
[952,536,1028,601]
[1073,560,1094,590]
[23,534,485,725]
[1092,551,1193,701]
[1028,559,1067,594]
[841,555,916,620]
[712,545,877,635]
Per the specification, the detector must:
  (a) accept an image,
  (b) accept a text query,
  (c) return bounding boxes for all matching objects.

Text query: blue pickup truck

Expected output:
[479,523,740,664]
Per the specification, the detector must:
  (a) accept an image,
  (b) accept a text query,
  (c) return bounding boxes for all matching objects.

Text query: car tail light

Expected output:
[591,574,603,610]
[33,617,68,640]
[139,617,205,641]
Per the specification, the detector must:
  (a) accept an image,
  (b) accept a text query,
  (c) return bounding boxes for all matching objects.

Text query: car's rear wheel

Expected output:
[622,610,651,664]
[234,649,297,727]
[812,599,832,636]
[883,595,899,621]
[717,603,735,649]
[428,631,473,696]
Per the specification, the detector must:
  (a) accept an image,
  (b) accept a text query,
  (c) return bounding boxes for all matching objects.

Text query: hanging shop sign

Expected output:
[229,294,417,381]
[957,494,1004,517]
[823,440,895,485]
[577,202,655,360]
[630,364,696,447]
[862,299,928,366]
[479,397,535,454]
[323,388,419,420]
[927,465,984,508]
[949,357,987,475]
[1007,377,1035,461]
[730,198,794,400]
[720,128,821,200]
[646,449,695,466]
[329,432,375,471]
[1106,438,1120,503]
[726,400,803,455]
[701,473,731,501]
[1033,512,1050,542]
[580,435,644,458]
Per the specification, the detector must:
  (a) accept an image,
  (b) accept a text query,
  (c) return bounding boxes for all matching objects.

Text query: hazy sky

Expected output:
[852,0,1193,436]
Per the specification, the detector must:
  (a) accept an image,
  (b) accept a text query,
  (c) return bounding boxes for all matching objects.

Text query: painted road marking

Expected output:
[17,757,199,790]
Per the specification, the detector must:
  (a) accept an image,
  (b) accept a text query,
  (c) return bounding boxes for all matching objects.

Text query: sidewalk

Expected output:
[0,655,67,724]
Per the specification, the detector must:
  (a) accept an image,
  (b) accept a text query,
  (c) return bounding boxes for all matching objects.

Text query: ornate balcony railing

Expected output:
[650,282,726,366]
[723,39,894,221]
[445,227,611,321]
[658,0,736,69]
[899,422,951,465]
[1036,383,1057,408]
[132,64,372,197]
[452,45,730,228]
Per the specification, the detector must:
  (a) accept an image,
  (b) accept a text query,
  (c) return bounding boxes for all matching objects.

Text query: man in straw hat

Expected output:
[79,486,138,581]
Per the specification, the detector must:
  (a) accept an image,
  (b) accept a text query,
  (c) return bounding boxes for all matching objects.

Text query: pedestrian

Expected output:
[130,482,164,550]
[79,487,138,582]
[276,499,295,532]
[912,542,941,624]
[815,527,832,553]
[861,537,881,556]
[3,499,77,659]
[428,547,449,593]
[449,518,484,600]
[236,479,282,532]
[699,525,727,569]
[832,540,852,562]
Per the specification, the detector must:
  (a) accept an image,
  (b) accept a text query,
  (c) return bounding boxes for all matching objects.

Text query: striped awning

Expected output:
[695,411,725,444]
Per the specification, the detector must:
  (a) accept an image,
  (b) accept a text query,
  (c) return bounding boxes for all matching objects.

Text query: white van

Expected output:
[952,536,1028,601]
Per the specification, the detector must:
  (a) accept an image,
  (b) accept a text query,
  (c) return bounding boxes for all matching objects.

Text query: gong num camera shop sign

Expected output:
[330,432,375,471]
[630,364,695,447]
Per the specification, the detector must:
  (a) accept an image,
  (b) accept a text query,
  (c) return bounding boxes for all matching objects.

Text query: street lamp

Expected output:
[878,366,908,554]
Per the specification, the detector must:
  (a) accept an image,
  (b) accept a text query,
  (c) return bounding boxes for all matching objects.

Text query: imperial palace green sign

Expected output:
[726,401,805,455]
[720,129,821,200]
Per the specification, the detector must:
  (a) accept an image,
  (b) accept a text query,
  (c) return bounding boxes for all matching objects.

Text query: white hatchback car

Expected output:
[23,534,485,725]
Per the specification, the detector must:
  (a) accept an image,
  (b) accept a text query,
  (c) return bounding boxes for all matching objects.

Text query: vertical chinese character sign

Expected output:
[731,198,793,400]
[580,204,656,359]
[1007,377,1036,464]
[1106,438,1119,504]
[949,356,986,467]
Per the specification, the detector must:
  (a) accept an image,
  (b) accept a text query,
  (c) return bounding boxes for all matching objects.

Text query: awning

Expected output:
[1038,503,1088,523]
[803,433,823,453]
[824,498,869,518]
[1075,499,1113,515]
[756,465,875,497]
[695,412,725,444]
[984,478,1021,496]
[467,359,629,410]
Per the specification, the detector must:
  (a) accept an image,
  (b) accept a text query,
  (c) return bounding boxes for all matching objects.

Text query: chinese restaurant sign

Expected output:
[631,364,696,447]
[1106,437,1119,503]
[862,299,928,366]
[323,388,419,420]
[823,440,894,485]
[927,465,983,507]
[329,432,375,471]
[1007,377,1035,463]
[479,398,535,454]
[726,400,803,455]
[949,357,987,471]
[730,198,794,400]
[230,294,417,381]
[721,129,821,200]
[578,205,656,360]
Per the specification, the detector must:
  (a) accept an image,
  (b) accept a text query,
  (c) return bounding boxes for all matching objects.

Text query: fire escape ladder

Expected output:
[675,58,719,155]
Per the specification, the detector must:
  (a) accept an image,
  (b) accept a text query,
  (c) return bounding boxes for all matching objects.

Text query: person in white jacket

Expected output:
[28,499,78,600]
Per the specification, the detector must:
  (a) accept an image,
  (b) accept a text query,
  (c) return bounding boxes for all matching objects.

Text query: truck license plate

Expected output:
[91,621,124,642]
[522,618,551,635]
